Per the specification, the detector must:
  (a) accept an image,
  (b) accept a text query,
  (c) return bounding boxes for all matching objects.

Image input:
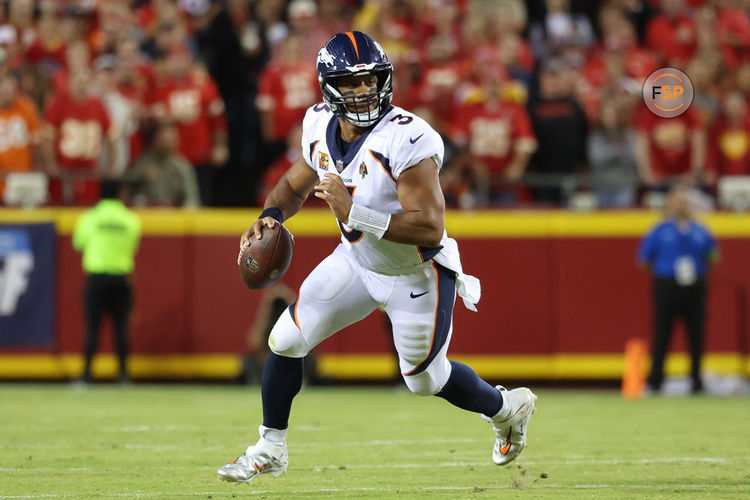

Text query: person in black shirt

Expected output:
[528,58,588,205]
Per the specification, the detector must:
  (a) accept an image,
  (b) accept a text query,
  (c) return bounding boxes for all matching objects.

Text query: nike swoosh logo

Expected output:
[409,134,424,144]
[410,291,428,298]
[499,429,512,455]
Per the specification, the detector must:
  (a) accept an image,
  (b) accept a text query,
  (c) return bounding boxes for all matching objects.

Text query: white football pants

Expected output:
[268,245,456,395]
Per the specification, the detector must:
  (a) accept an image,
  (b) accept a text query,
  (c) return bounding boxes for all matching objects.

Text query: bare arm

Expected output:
[387,158,445,246]
[240,156,318,246]
[503,138,536,182]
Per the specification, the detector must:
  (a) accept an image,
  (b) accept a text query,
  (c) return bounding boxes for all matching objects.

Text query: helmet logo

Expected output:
[317,47,335,68]
[319,152,329,169]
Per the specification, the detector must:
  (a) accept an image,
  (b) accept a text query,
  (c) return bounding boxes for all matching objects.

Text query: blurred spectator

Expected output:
[42,67,115,205]
[451,69,537,207]
[285,0,330,62]
[693,5,737,73]
[497,33,535,95]
[192,0,268,205]
[114,37,157,162]
[128,123,200,208]
[645,0,697,65]
[587,100,638,208]
[735,62,750,96]
[638,184,718,394]
[707,90,750,181]
[633,104,705,187]
[257,124,300,206]
[528,59,588,204]
[529,0,595,63]
[714,0,750,68]
[73,179,140,385]
[404,33,468,136]
[317,0,354,46]
[354,0,413,67]
[150,48,227,205]
[90,0,137,56]
[256,33,319,168]
[91,55,137,178]
[686,56,720,127]
[256,0,289,54]
[141,1,189,60]
[0,0,744,209]
[0,72,41,200]
[24,8,67,76]
[51,39,91,96]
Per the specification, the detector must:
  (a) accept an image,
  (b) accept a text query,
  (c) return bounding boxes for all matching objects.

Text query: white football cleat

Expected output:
[217,437,288,484]
[482,386,537,466]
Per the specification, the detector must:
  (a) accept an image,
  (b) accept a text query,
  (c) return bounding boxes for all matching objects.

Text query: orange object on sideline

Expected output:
[622,338,648,399]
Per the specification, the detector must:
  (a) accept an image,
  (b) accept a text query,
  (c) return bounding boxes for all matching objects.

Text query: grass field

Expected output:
[1,384,749,499]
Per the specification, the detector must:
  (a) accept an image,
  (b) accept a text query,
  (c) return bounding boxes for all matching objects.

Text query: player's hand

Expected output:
[314,173,353,223]
[240,216,278,247]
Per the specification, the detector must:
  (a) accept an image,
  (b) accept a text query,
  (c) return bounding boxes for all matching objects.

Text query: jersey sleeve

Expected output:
[390,115,444,179]
[300,103,329,170]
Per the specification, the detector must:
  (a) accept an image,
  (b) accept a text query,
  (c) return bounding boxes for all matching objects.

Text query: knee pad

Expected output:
[403,356,451,396]
[268,311,310,358]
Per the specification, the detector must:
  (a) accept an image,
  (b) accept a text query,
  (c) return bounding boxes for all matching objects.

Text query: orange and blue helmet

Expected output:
[316,31,393,128]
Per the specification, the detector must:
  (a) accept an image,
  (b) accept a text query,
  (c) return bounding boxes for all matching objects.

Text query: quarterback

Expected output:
[218,31,537,483]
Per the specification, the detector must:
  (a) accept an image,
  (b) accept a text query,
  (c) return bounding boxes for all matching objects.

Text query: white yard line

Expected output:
[2,483,748,498]
[2,455,749,474]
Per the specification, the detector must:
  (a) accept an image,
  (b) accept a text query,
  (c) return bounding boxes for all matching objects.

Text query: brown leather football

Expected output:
[237,223,293,290]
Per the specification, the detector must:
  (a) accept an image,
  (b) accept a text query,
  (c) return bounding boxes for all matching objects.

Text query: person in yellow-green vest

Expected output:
[73,180,141,384]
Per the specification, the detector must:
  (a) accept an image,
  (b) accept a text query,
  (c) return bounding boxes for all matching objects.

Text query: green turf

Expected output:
[0,384,748,499]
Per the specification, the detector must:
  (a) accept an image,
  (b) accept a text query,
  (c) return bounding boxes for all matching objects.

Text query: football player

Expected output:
[218,31,537,484]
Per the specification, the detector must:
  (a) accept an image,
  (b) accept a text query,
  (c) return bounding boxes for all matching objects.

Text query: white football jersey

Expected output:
[302,103,446,274]
[300,102,481,310]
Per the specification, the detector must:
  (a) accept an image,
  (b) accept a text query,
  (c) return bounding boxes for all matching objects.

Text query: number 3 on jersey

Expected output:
[338,186,363,242]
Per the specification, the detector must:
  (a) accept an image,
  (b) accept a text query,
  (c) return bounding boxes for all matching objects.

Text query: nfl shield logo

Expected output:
[244,255,260,274]
[319,152,329,170]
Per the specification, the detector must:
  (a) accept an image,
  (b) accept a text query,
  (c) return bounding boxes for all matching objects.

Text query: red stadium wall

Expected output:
[1,209,748,379]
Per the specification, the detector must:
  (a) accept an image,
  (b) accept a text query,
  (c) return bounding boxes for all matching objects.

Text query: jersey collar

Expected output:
[325,110,391,171]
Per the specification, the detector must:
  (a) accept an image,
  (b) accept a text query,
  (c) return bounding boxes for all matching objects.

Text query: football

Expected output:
[237,223,293,290]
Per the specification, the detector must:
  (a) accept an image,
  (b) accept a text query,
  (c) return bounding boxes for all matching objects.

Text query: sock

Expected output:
[436,360,503,416]
[261,352,304,430]
[259,425,288,446]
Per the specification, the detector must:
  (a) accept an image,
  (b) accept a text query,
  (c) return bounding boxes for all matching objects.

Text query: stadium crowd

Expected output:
[0,0,748,209]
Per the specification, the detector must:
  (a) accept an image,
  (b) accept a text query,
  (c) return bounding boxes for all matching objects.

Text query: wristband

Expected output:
[260,207,284,223]
[346,204,391,239]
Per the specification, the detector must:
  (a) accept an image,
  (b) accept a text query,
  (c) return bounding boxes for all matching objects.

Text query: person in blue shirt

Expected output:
[638,186,719,394]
